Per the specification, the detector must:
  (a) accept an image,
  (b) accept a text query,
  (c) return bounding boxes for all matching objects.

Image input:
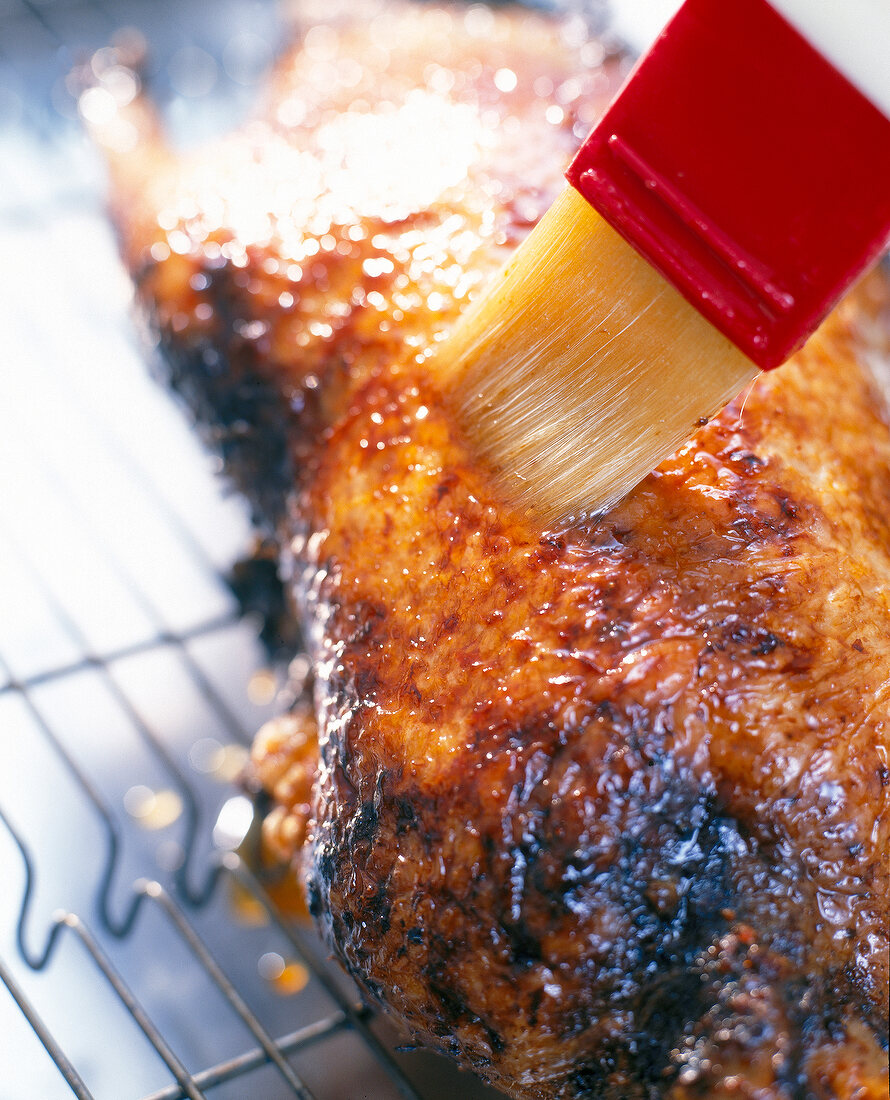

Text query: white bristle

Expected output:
[440,186,758,524]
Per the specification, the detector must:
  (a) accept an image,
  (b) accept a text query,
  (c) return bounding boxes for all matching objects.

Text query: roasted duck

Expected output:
[84,3,890,1096]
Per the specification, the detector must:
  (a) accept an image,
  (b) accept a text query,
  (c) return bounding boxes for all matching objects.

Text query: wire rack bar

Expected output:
[226,857,426,1100]
[1,679,202,955]
[3,792,315,1099]
[0,529,249,923]
[62,911,208,1100]
[2,795,316,1098]
[0,612,241,699]
[16,0,63,41]
[141,1011,355,1100]
[139,880,318,1099]
[0,952,96,1100]
[4,793,336,1099]
[0,505,253,750]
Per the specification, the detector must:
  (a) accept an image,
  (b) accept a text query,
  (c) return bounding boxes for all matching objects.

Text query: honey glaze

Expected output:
[84,3,889,1096]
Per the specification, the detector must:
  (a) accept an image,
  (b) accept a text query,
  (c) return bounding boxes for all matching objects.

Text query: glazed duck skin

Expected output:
[86,4,890,1097]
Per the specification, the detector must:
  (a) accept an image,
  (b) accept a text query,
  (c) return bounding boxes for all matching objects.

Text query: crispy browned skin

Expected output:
[87,4,890,1096]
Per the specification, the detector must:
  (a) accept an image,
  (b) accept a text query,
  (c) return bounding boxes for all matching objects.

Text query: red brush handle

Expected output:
[567,0,890,369]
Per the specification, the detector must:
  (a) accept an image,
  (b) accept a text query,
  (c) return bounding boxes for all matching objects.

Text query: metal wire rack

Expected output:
[0,1,508,1095]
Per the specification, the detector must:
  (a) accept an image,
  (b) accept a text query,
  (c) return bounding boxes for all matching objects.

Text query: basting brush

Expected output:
[443,0,890,522]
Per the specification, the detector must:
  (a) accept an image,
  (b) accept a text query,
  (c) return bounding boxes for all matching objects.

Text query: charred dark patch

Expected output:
[461,710,563,761]
[394,796,418,833]
[315,839,339,892]
[728,449,766,469]
[663,931,819,1098]
[306,873,323,918]
[228,542,304,659]
[141,261,300,530]
[348,799,380,849]
[499,916,542,967]
[716,621,784,658]
[564,925,817,1100]
[528,987,544,1029]
[539,535,567,554]
[435,475,457,501]
[751,632,780,656]
[567,1047,662,1100]
[776,492,800,521]
[506,754,753,1086]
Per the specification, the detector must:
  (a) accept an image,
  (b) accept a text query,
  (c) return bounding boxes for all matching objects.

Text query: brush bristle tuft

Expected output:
[439,187,758,524]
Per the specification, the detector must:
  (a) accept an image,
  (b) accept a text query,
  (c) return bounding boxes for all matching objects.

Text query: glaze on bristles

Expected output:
[442,186,759,524]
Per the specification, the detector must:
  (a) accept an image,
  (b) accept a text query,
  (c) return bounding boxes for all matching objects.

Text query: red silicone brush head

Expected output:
[567,0,890,369]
